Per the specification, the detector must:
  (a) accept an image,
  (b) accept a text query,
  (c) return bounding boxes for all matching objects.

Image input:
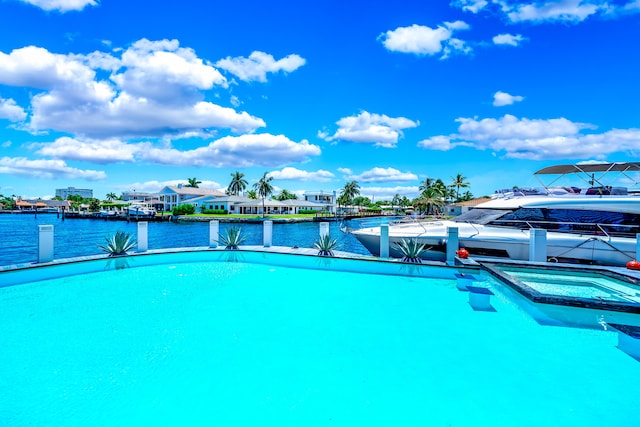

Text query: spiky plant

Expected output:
[314,233,340,257]
[98,231,137,256]
[394,238,427,263]
[219,226,246,250]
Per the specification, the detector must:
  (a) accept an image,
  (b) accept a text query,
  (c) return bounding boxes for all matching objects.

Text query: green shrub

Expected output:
[98,231,137,256]
[313,233,341,257]
[219,226,246,249]
[173,204,196,215]
[298,209,318,214]
[202,208,227,214]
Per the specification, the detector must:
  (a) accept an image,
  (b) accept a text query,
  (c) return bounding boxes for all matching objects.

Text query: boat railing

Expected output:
[489,219,637,238]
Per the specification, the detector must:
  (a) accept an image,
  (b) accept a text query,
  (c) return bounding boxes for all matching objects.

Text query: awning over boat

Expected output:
[535,162,640,175]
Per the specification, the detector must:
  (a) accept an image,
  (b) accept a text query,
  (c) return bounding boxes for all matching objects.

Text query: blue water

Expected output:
[0,214,396,266]
[1,251,639,426]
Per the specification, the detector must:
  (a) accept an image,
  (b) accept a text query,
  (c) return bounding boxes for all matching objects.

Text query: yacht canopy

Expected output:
[535,162,640,175]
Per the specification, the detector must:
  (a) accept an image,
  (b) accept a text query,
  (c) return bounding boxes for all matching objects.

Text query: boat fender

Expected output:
[626,260,640,270]
[456,248,469,259]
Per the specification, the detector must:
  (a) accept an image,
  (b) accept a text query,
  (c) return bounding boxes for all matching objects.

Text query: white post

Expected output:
[38,224,54,263]
[137,221,148,252]
[446,227,459,265]
[636,233,640,260]
[210,220,219,248]
[263,220,273,247]
[529,229,547,262]
[380,224,390,258]
[319,221,330,238]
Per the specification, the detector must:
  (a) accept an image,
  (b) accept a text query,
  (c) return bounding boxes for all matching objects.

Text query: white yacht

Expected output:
[351,162,640,266]
[128,202,156,217]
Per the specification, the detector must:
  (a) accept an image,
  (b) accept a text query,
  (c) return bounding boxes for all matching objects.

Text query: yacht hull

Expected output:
[351,221,636,266]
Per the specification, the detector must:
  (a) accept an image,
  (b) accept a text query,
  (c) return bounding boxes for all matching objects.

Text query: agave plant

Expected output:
[98,231,137,256]
[314,233,340,257]
[394,238,427,264]
[219,226,246,250]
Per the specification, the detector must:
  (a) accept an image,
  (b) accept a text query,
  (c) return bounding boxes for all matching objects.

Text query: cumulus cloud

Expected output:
[347,167,418,183]
[500,0,603,23]
[418,114,640,160]
[19,0,97,12]
[492,33,525,46]
[0,40,265,138]
[138,133,321,167]
[215,51,306,83]
[379,21,472,59]
[0,98,27,122]
[0,156,106,180]
[34,136,140,163]
[337,167,352,175]
[321,111,419,148]
[493,91,525,106]
[267,167,334,182]
[451,0,490,13]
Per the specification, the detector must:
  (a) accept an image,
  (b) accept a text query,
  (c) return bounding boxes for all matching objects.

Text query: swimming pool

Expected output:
[1,250,639,426]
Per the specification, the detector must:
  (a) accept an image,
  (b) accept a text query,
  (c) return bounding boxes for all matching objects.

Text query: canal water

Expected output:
[0,214,397,267]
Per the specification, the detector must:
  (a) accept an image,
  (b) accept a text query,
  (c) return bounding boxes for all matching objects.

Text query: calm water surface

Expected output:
[0,214,394,266]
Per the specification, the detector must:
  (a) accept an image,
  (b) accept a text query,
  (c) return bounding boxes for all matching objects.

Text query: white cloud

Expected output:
[347,167,418,183]
[34,136,140,163]
[0,41,266,138]
[267,167,335,182]
[418,114,640,160]
[138,133,321,167]
[321,111,419,148]
[451,0,489,13]
[493,91,525,106]
[492,33,525,46]
[496,0,603,23]
[215,51,306,83]
[0,157,106,180]
[379,21,472,58]
[417,135,457,151]
[337,167,352,175]
[0,98,27,122]
[19,0,97,12]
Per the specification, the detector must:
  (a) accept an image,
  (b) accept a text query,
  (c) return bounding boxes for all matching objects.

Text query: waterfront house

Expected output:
[157,185,225,212]
[15,198,71,213]
[234,198,327,215]
[303,191,336,214]
[445,197,492,217]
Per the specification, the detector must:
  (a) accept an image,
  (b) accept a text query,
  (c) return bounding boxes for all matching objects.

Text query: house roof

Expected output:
[448,197,492,207]
[161,186,225,197]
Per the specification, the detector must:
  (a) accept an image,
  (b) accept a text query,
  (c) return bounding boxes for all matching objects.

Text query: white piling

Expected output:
[529,229,547,262]
[263,220,273,247]
[137,221,148,252]
[209,220,219,248]
[38,224,54,263]
[319,221,330,238]
[446,227,459,265]
[380,224,390,258]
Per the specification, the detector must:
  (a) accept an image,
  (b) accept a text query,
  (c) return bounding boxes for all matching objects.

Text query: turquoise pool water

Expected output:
[1,251,639,426]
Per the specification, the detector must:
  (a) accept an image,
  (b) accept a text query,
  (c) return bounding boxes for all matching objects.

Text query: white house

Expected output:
[303,191,336,214]
[157,185,225,211]
[445,197,492,216]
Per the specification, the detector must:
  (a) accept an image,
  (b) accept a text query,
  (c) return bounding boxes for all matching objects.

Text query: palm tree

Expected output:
[227,171,248,196]
[418,177,434,195]
[185,177,201,188]
[340,180,360,206]
[247,190,257,199]
[253,172,274,217]
[452,173,470,202]
[275,189,297,201]
[106,192,117,202]
[416,187,444,215]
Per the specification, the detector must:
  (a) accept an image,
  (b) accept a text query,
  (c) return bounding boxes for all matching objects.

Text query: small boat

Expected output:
[128,203,156,217]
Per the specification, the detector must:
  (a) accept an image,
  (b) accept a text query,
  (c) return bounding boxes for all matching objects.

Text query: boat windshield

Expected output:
[453,208,510,225]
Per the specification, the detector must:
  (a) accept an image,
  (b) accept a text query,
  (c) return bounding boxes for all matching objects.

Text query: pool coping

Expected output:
[481,260,640,314]
[0,245,481,277]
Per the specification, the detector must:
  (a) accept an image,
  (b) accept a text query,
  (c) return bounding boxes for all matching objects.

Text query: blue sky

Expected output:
[1,0,639,200]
